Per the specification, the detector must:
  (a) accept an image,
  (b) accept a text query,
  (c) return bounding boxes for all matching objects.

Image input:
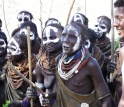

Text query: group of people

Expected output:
[0,0,124,107]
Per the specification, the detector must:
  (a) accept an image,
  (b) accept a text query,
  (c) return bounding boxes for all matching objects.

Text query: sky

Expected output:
[0,0,117,40]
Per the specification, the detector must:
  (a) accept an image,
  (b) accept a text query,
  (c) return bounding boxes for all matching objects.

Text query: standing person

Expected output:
[39,22,115,107]
[17,10,33,27]
[5,33,37,107]
[113,0,124,105]
[0,31,8,106]
[26,23,64,107]
[94,16,111,58]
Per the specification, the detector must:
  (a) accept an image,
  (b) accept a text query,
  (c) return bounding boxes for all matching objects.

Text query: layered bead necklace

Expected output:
[58,47,89,80]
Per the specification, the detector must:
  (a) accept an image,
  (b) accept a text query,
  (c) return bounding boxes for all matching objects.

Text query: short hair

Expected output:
[11,28,20,37]
[97,16,111,33]
[70,13,89,27]
[114,0,124,7]
[42,23,64,37]
[45,18,61,26]
[0,31,8,44]
[13,33,28,50]
[20,21,38,37]
[68,22,88,39]
[17,10,33,20]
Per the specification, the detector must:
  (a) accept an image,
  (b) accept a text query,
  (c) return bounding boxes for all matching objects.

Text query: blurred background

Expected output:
[0,0,116,40]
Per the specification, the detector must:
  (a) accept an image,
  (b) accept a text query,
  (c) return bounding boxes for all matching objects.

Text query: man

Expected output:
[17,10,33,27]
[5,33,37,107]
[113,0,124,105]
[94,16,111,57]
[26,23,64,107]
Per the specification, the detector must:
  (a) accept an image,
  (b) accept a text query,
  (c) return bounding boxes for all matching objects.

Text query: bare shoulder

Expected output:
[86,56,102,75]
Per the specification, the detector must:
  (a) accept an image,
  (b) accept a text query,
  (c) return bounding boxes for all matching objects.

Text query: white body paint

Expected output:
[46,19,59,26]
[0,39,6,49]
[73,14,84,24]
[7,38,22,55]
[67,25,81,52]
[43,26,59,45]
[94,21,108,38]
[17,12,30,27]
[20,28,35,40]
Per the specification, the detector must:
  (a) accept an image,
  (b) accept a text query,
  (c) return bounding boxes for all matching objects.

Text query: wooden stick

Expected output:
[66,0,75,25]
[27,26,33,107]
[110,0,114,82]
[7,61,47,96]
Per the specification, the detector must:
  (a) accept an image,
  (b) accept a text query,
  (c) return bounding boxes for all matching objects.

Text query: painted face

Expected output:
[20,28,35,40]
[114,7,124,39]
[94,19,108,38]
[0,39,6,56]
[69,13,85,24]
[42,26,62,52]
[61,24,81,55]
[7,38,22,62]
[17,12,31,27]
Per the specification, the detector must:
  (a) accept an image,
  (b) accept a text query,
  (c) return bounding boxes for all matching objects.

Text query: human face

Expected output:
[17,12,31,27]
[0,39,6,56]
[20,28,35,40]
[69,13,85,24]
[114,7,124,39]
[7,38,22,62]
[94,19,108,38]
[61,24,82,56]
[42,26,62,53]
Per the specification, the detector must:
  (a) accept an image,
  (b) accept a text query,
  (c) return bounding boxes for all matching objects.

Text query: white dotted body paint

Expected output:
[94,21,107,38]
[20,28,35,40]
[43,26,59,45]
[67,25,81,52]
[17,13,30,27]
[7,38,22,55]
[0,39,6,49]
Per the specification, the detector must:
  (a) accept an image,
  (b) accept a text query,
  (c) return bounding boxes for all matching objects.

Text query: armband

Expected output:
[98,93,111,100]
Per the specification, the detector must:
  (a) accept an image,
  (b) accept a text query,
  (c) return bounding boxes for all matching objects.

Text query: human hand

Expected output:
[107,61,116,73]
[26,87,37,100]
[39,94,50,107]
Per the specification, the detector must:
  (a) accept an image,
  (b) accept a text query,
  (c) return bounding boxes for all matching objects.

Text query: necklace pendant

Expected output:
[75,70,78,73]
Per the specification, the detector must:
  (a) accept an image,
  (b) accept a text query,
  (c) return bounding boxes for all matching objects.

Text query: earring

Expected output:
[85,39,90,49]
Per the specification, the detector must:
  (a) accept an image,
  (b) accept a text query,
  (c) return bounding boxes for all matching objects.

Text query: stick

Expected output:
[7,61,48,96]
[66,0,75,25]
[27,27,33,107]
[110,0,114,82]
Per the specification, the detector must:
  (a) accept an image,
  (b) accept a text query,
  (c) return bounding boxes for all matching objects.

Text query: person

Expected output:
[45,18,61,26]
[0,31,8,106]
[26,23,64,107]
[94,15,111,57]
[0,19,2,31]
[69,13,116,83]
[19,21,41,55]
[40,22,116,107]
[17,10,33,27]
[5,33,37,107]
[113,0,124,105]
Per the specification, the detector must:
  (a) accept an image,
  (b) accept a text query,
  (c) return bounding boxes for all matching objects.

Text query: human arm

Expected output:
[88,57,111,107]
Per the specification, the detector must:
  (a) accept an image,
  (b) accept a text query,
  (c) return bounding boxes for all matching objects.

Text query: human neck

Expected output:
[119,37,124,47]
[98,35,106,41]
